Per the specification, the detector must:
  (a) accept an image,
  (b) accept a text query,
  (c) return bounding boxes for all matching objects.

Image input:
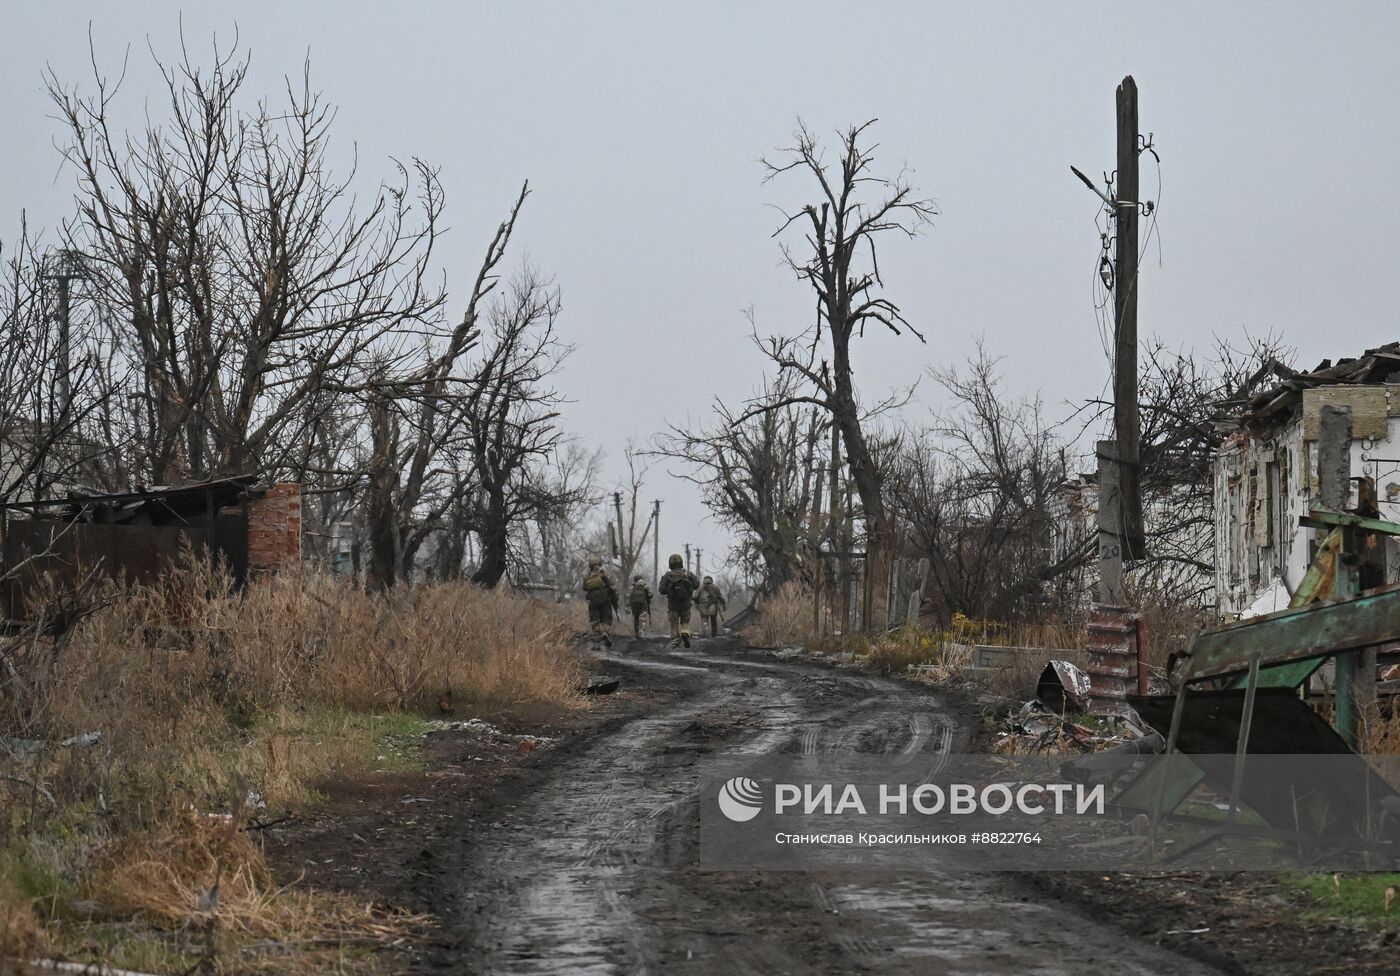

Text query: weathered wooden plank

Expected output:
[1187,583,1400,682]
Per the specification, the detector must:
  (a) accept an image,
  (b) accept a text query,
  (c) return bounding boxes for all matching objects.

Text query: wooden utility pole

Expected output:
[652,500,661,582]
[613,491,626,570]
[41,249,88,414]
[1077,76,1149,713]
[1114,75,1145,560]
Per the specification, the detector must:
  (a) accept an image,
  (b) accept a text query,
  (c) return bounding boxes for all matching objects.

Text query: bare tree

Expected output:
[1128,334,1294,605]
[534,443,603,598]
[755,120,936,557]
[461,269,576,588]
[0,227,113,506]
[612,445,655,584]
[48,36,445,486]
[889,347,1088,624]
[654,372,828,593]
[360,186,529,589]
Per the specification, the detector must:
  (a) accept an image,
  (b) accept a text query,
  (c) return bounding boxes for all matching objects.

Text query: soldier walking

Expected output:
[695,575,727,638]
[657,553,700,648]
[627,575,653,638]
[581,556,619,649]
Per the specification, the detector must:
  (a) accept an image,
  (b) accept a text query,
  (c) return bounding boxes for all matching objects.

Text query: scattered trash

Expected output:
[994,700,1098,753]
[60,731,102,749]
[1,730,102,760]
[995,696,1157,758]
[424,717,555,750]
[584,675,621,695]
[1036,661,1092,712]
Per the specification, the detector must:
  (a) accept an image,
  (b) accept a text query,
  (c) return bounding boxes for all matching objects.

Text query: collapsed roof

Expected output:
[1218,342,1400,430]
[5,476,261,526]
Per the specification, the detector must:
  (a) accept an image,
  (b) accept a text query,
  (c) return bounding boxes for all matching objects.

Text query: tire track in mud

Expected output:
[433,638,1222,975]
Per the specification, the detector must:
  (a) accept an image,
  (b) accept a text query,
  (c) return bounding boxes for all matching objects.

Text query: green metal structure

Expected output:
[1114,508,1400,856]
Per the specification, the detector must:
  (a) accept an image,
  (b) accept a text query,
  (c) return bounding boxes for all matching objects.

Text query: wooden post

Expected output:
[613,491,626,569]
[1319,405,1371,748]
[1114,76,1145,559]
[887,530,905,629]
[652,500,660,582]
[907,557,930,627]
[856,548,868,638]
[810,466,825,637]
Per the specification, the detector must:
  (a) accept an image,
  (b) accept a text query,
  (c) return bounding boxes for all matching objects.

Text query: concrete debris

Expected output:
[425,717,555,750]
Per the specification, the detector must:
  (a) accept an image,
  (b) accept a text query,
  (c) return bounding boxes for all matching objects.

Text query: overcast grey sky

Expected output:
[4,2,1399,577]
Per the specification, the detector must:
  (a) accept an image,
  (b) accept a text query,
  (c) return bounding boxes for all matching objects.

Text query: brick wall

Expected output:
[247,482,302,575]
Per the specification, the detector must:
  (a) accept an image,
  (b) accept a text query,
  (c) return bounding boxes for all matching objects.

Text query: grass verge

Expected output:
[0,562,584,973]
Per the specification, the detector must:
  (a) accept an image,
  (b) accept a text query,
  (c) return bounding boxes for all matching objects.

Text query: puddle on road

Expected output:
[459,652,1214,976]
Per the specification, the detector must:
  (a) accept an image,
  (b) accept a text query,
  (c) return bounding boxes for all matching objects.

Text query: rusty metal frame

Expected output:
[1138,507,1400,861]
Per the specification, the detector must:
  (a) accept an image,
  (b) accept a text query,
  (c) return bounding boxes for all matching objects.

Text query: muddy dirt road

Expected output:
[418,636,1222,975]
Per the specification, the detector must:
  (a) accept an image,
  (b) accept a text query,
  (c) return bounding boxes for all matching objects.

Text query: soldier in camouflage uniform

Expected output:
[627,575,652,638]
[694,575,727,638]
[656,553,700,648]
[581,556,619,648]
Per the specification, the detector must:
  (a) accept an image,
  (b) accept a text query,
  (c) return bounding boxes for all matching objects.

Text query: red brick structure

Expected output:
[247,482,302,575]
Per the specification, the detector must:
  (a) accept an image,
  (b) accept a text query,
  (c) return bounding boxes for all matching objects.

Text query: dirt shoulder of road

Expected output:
[261,640,1396,976]
[1031,870,1398,976]
[260,646,682,970]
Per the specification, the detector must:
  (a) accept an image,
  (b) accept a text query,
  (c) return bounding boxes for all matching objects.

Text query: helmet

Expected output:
[669,553,684,569]
[634,575,644,582]
[704,575,713,583]
[588,556,602,569]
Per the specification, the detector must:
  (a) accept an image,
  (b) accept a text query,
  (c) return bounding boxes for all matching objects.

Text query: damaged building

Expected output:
[1214,344,1400,616]
[0,477,302,618]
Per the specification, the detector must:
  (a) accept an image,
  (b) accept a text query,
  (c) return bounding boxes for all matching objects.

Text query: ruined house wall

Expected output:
[1215,385,1400,616]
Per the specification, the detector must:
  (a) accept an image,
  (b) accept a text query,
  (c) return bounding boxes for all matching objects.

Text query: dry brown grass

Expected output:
[0,879,45,961]
[745,583,817,648]
[0,559,582,972]
[85,809,419,946]
[20,561,582,818]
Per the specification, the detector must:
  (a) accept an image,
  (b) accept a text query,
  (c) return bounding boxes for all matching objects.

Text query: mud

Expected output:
[269,636,1387,975]
[410,637,1220,974]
